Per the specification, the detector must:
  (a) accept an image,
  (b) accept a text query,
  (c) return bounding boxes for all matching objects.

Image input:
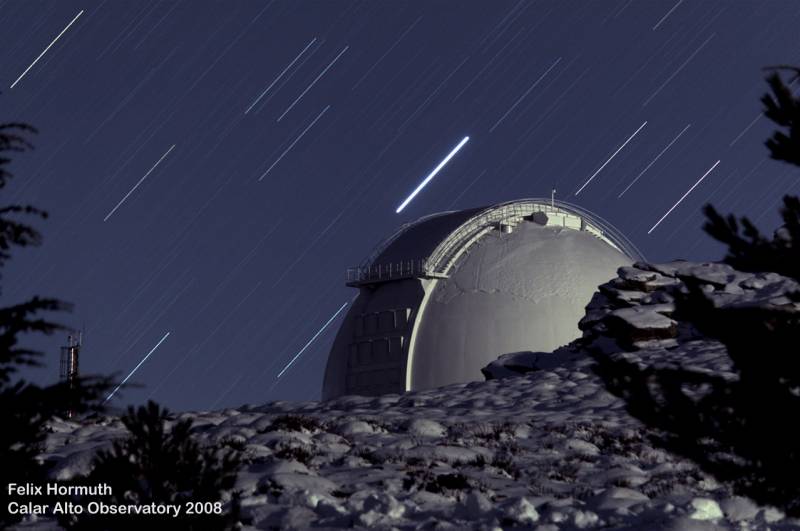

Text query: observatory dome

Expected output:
[322,199,642,400]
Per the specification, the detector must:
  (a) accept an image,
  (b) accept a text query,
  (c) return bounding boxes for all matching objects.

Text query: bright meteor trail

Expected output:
[105,332,171,403]
[396,136,470,213]
[277,302,349,379]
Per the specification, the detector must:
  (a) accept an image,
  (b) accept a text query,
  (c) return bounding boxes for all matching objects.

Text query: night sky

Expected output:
[3,0,798,411]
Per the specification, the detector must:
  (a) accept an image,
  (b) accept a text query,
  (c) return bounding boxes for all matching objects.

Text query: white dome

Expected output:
[322,199,641,400]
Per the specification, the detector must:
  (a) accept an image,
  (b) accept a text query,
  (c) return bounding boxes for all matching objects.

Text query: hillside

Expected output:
[20,260,800,530]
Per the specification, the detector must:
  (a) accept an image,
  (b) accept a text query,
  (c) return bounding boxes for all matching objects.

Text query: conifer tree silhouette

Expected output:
[591,67,800,517]
[0,109,242,529]
[703,66,800,280]
[61,401,241,530]
[0,119,112,527]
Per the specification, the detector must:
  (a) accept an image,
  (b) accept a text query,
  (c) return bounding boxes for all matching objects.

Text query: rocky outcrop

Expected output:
[484,260,800,381]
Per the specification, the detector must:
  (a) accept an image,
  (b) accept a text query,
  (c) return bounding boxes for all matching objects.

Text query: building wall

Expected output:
[408,222,631,391]
[321,278,425,399]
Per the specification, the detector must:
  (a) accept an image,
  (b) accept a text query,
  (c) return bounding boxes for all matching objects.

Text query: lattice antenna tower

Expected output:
[59,331,82,418]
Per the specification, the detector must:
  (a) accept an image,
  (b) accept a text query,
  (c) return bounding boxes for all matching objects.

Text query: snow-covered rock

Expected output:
[719,495,760,522]
[502,496,540,524]
[688,498,724,521]
[404,418,447,438]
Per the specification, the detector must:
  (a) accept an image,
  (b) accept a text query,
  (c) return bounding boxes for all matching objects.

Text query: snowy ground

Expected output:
[25,261,800,530]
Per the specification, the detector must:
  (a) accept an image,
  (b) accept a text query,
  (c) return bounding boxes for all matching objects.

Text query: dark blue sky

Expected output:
[2,0,798,411]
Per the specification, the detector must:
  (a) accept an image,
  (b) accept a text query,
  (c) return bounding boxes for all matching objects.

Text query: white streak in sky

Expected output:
[642,33,715,107]
[729,81,800,147]
[652,0,684,30]
[10,10,84,89]
[489,57,561,132]
[396,136,470,213]
[614,0,635,19]
[648,159,721,234]
[259,105,330,181]
[352,16,422,90]
[619,123,690,198]
[447,168,487,209]
[105,332,171,403]
[729,112,762,147]
[104,144,176,221]
[575,121,647,196]
[245,37,317,114]
[277,45,349,122]
[277,302,349,379]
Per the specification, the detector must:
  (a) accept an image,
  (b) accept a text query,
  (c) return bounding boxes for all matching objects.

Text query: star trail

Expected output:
[245,37,318,115]
[2,0,798,411]
[104,144,176,221]
[575,121,647,196]
[277,300,350,379]
[618,124,690,198]
[105,332,171,403]
[9,9,84,89]
[648,159,722,234]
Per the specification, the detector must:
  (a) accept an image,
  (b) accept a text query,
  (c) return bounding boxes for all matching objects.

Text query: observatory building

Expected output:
[322,199,643,400]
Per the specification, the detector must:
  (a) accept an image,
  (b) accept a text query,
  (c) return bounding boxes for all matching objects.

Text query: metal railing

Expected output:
[425,199,646,275]
[429,204,530,271]
[550,199,646,262]
[356,210,459,270]
[346,259,443,284]
[346,198,646,284]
